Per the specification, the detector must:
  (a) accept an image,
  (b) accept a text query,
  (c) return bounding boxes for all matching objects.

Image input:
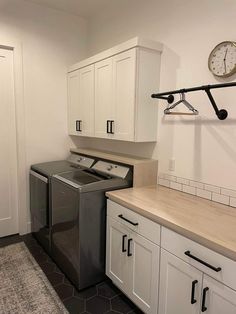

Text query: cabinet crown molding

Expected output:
[68,37,163,73]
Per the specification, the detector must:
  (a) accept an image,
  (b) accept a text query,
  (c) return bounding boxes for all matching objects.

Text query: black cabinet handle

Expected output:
[118,214,139,226]
[185,251,222,272]
[191,280,198,304]
[106,120,110,133]
[201,287,209,312]
[76,120,82,132]
[127,238,132,257]
[122,235,127,252]
[110,120,114,134]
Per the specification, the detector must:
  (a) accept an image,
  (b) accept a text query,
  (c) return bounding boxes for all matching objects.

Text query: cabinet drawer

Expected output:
[107,200,160,245]
[162,227,236,291]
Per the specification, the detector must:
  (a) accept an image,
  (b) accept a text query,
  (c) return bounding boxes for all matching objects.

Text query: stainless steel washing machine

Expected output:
[51,160,132,290]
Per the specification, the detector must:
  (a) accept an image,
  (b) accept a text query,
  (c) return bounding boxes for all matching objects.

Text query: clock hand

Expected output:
[223,48,228,74]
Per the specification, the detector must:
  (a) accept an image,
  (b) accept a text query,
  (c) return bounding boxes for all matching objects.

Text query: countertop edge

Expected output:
[106,193,236,262]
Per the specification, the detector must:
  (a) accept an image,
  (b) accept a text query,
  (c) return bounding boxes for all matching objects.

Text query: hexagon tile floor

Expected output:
[0,234,143,314]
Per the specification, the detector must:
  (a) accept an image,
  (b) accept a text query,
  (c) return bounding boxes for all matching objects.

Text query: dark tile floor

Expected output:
[0,233,143,314]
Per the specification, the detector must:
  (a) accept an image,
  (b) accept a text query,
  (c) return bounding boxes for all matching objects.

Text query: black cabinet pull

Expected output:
[185,251,222,272]
[191,280,198,304]
[201,287,209,312]
[106,120,110,133]
[122,235,127,252]
[110,120,114,134]
[127,238,132,257]
[76,120,82,132]
[118,214,139,226]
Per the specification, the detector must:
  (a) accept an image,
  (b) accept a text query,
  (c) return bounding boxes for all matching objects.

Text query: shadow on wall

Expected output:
[70,135,157,159]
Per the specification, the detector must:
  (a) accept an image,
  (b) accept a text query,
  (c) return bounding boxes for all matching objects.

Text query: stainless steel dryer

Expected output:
[30,154,95,253]
[51,160,132,290]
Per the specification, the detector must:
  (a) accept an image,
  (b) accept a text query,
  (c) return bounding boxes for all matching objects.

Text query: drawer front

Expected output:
[107,200,160,245]
[162,227,236,291]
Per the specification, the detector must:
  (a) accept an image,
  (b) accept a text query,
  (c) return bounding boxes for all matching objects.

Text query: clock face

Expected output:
[208,41,236,77]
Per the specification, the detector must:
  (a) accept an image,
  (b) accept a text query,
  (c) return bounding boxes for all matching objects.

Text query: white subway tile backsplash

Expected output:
[164,174,177,182]
[158,178,170,188]
[182,185,196,195]
[212,193,230,205]
[230,197,236,208]
[158,173,236,208]
[205,184,221,194]
[196,188,212,200]
[170,181,182,191]
[190,181,204,189]
[221,188,236,198]
[177,177,190,185]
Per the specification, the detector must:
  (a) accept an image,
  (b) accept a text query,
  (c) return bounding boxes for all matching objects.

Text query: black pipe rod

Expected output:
[151,82,236,98]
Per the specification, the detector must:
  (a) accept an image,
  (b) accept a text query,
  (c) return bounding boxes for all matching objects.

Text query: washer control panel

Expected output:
[92,161,130,179]
[67,154,95,168]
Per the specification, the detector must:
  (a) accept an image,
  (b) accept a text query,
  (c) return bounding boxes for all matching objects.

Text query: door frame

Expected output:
[0,38,28,235]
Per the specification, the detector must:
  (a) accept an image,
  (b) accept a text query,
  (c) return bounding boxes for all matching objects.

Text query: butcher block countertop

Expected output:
[106,185,236,261]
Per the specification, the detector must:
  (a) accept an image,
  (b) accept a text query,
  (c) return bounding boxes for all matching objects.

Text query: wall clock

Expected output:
[208,41,236,78]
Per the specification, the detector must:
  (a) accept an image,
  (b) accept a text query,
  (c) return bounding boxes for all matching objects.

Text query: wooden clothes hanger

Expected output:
[164,93,199,116]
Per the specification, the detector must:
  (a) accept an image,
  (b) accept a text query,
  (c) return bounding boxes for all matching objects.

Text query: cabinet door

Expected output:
[112,49,136,141]
[128,233,159,314]
[201,275,236,314]
[94,58,113,139]
[106,217,129,292]
[67,65,94,136]
[68,70,80,135]
[78,65,95,136]
[159,249,202,314]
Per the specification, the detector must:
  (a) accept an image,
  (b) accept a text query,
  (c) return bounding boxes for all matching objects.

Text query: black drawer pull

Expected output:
[118,214,139,226]
[191,280,198,304]
[201,287,209,312]
[76,120,82,132]
[122,235,127,252]
[106,120,110,133]
[185,251,222,272]
[127,238,132,257]
[110,120,114,134]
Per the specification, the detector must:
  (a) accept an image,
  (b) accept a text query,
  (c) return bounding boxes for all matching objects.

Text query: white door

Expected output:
[94,58,113,139]
[68,70,79,135]
[201,275,236,314]
[106,217,129,293]
[112,49,136,141]
[128,233,159,314]
[0,48,18,237]
[78,65,94,136]
[159,249,203,314]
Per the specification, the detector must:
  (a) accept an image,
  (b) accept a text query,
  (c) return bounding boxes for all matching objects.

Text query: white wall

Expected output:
[0,0,88,230]
[0,0,87,165]
[77,0,236,190]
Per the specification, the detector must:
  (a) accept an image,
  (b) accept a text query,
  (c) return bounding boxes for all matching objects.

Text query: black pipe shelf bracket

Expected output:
[151,82,236,120]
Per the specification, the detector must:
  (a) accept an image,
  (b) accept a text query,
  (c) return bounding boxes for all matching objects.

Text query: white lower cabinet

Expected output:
[202,275,236,314]
[106,216,159,314]
[159,249,203,314]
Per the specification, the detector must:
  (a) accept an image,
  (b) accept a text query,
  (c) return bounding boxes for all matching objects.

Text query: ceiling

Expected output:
[24,0,118,18]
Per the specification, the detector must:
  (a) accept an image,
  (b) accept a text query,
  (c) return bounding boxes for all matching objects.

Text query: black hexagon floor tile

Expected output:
[63,296,85,313]
[54,283,74,301]
[97,281,121,299]
[111,295,137,314]
[47,271,64,286]
[86,295,110,314]
[74,286,98,300]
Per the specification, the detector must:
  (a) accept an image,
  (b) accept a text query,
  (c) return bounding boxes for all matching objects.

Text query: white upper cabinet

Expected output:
[68,37,162,142]
[94,58,113,139]
[68,64,94,137]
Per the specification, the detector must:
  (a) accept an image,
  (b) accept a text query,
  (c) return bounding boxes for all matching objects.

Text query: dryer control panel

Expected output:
[92,161,130,179]
[67,154,95,168]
